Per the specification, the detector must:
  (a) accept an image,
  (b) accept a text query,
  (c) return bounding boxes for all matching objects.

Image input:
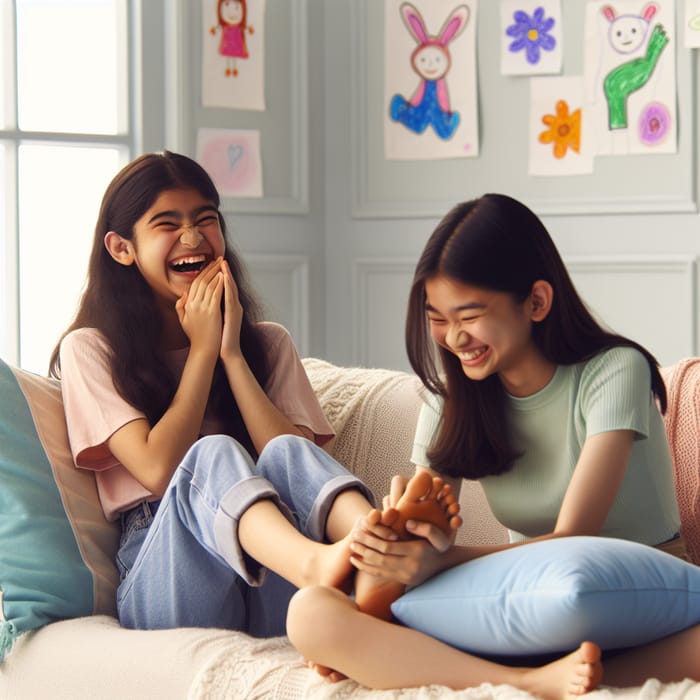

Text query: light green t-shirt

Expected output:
[411,346,680,546]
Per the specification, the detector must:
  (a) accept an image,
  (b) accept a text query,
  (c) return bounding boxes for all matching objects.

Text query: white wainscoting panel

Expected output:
[565,256,697,367]
[246,254,310,357]
[353,258,417,370]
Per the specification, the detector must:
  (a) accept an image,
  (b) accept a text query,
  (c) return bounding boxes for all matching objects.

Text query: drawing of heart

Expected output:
[228,144,245,171]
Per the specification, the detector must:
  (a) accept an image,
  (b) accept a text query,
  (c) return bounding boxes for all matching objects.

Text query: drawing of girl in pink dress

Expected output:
[210,0,254,77]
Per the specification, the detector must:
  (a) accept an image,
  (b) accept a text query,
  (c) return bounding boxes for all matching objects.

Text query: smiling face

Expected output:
[412,44,450,80]
[424,275,555,396]
[221,0,244,26]
[124,187,225,309]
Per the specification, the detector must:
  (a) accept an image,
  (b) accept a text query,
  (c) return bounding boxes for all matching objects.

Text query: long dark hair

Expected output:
[49,151,268,457]
[406,194,666,480]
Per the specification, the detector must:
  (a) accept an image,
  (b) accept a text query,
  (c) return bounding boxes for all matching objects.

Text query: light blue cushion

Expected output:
[0,359,119,662]
[391,536,700,656]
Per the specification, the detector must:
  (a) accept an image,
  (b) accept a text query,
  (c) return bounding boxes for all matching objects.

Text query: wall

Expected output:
[179,0,700,371]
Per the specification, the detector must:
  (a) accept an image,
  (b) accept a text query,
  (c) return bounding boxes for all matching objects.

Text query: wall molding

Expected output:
[168,0,309,215]
[246,253,310,356]
[352,257,416,366]
[564,254,698,360]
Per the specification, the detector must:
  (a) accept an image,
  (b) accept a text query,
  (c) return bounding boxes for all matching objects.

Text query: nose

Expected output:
[445,324,469,350]
[180,225,203,248]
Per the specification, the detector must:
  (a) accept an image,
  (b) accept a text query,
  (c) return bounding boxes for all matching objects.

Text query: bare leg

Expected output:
[601,622,700,687]
[238,499,358,591]
[287,585,602,699]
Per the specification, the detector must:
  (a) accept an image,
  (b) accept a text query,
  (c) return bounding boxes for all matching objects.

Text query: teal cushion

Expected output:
[0,359,119,661]
[391,536,700,656]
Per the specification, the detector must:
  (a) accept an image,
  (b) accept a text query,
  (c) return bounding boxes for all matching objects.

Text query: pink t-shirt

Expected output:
[60,323,334,521]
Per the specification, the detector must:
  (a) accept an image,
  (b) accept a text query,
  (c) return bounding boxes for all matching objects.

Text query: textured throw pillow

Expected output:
[0,359,120,661]
[392,536,700,656]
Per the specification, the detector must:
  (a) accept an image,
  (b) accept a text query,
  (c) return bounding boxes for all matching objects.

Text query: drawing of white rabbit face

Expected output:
[602,3,658,54]
[412,44,450,80]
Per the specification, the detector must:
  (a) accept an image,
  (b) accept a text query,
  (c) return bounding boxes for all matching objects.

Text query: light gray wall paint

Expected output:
[174,0,699,370]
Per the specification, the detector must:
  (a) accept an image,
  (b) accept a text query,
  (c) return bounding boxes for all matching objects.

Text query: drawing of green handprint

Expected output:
[603,24,668,130]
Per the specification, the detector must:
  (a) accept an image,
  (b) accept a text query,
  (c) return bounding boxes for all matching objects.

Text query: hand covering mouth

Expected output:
[168,255,210,273]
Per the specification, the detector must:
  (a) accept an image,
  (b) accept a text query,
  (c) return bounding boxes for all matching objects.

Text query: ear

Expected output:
[439,5,469,46]
[400,3,429,44]
[104,231,136,266]
[642,3,658,21]
[602,5,616,22]
[529,280,553,322]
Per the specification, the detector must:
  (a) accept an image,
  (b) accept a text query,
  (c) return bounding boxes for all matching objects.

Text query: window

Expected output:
[1,0,135,373]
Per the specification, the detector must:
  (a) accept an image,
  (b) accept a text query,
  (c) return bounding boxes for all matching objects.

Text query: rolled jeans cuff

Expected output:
[213,474,296,586]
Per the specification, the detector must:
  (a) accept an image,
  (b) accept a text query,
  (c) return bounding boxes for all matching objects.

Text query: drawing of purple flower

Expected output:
[506,7,556,65]
[639,102,670,145]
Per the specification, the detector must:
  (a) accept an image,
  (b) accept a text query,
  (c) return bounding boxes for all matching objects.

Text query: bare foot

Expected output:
[306,659,347,683]
[520,642,603,700]
[353,554,406,622]
[388,471,461,540]
[302,535,356,595]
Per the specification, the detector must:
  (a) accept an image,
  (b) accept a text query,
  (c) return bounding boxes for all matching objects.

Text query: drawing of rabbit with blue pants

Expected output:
[389,3,470,140]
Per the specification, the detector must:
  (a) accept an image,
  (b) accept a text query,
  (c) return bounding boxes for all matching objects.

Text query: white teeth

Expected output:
[171,255,206,265]
[460,347,486,361]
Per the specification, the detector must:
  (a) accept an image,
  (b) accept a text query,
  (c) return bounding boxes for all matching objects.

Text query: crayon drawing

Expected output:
[500,0,563,75]
[196,128,263,198]
[385,0,479,160]
[529,76,594,176]
[202,0,266,111]
[684,0,700,47]
[583,1,676,155]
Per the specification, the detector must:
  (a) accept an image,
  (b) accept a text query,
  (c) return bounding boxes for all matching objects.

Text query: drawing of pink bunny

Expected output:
[389,3,470,139]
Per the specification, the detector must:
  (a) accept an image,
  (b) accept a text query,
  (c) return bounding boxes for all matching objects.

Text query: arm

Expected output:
[353,428,636,585]
[218,260,311,455]
[104,262,224,497]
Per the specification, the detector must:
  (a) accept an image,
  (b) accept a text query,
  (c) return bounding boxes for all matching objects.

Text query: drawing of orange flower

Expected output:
[539,100,581,158]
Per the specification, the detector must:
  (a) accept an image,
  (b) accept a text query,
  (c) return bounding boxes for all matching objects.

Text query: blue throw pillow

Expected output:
[391,536,700,656]
[0,359,120,662]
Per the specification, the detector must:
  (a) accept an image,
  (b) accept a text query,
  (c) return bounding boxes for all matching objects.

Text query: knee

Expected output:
[286,585,351,655]
[263,433,307,455]
[175,435,255,490]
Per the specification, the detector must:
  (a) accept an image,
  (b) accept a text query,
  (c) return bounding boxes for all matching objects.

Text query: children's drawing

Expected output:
[602,2,656,53]
[500,0,562,75]
[638,101,670,145]
[389,3,470,140]
[538,99,581,158]
[507,6,556,64]
[528,76,593,176]
[684,0,700,47]
[201,0,266,111]
[583,0,676,155]
[384,0,479,160]
[209,0,254,77]
[601,4,668,130]
[196,128,263,198]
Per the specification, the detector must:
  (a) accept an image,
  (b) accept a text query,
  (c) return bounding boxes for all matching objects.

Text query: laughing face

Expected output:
[126,187,226,308]
[424,275,554,397]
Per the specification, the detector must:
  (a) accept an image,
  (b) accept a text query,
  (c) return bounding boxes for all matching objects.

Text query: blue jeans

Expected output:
[116,434,372,635]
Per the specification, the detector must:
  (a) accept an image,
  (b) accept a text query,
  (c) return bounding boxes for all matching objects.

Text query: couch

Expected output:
[1,355,699,700]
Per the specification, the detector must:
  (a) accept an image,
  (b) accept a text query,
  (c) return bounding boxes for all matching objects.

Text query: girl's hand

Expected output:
[219,259,244,361]
[175,259,224,355]
[349,512,451,587]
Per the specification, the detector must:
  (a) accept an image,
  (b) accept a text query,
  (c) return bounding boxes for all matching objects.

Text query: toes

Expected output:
[379,508,400,528]
[401,471,433,503]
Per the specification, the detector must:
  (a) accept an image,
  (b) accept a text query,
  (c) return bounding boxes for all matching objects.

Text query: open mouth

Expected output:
[169,255,209,274]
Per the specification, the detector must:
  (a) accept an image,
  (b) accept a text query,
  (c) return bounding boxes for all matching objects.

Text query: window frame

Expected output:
[0,0,151,367]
